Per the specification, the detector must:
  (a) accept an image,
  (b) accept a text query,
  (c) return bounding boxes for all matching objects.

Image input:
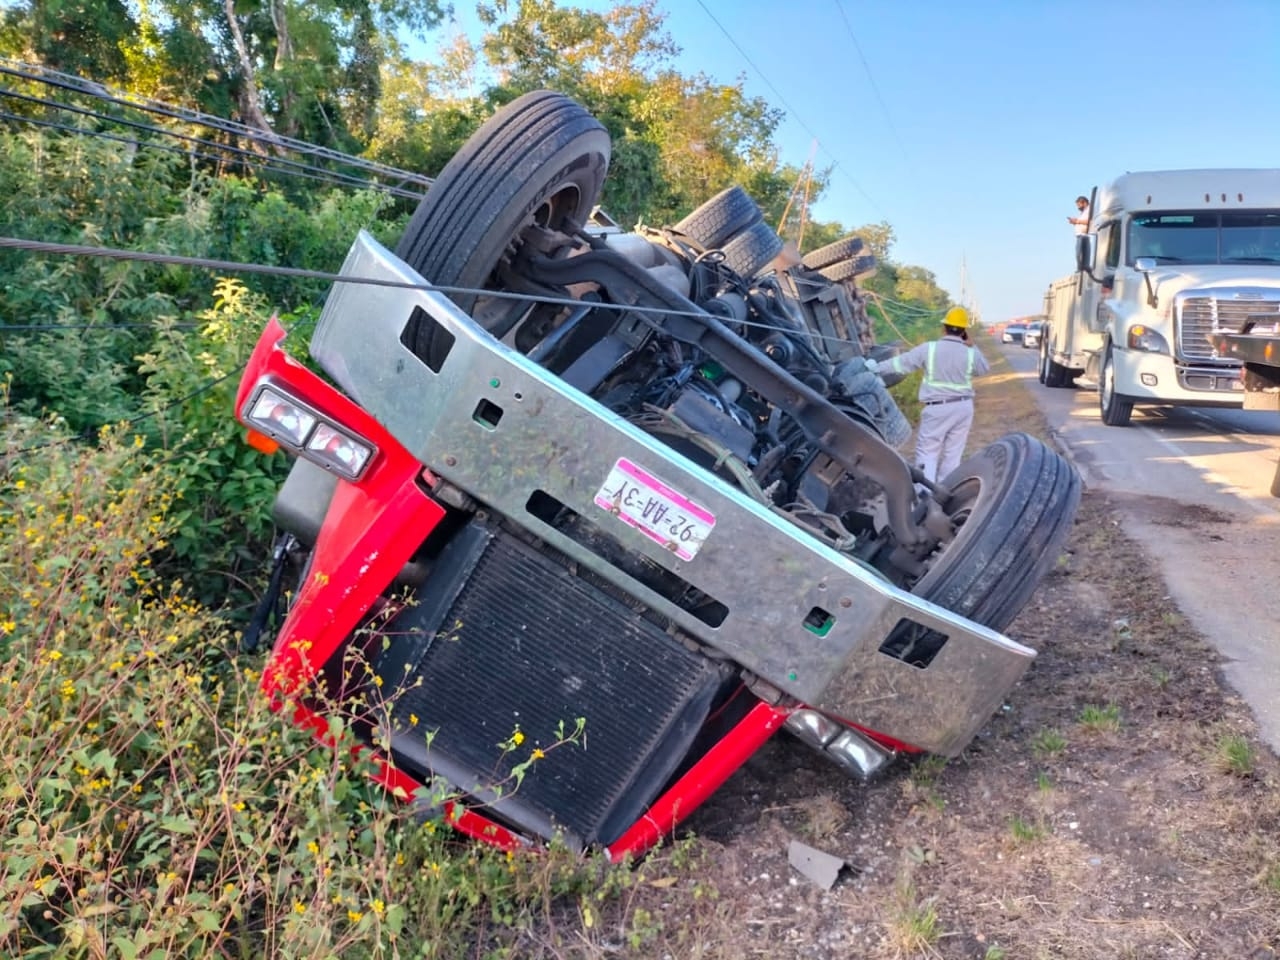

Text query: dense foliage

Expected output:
[0,420,680,957]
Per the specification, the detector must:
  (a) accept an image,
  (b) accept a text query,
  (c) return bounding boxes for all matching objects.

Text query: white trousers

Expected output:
[914,399,974,483]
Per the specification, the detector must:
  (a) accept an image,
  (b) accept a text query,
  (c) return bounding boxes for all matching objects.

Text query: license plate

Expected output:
[594,458,716,561]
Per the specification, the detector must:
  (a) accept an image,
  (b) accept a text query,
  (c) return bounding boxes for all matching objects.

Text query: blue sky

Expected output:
[440,0,1280,324]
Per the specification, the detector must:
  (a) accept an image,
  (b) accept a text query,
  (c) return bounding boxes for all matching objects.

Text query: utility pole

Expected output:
[777,139,818,248]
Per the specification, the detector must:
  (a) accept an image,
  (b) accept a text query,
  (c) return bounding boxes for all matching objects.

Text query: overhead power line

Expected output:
[0,59,433,196]
[0,234,882,349]
[831,0,917,181]
[0,105,424,200]
[690,0,884,219]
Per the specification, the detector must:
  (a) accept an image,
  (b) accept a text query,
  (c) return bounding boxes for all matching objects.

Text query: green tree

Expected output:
[2,0,450,150]
[2,0,136,82]
[895,264,949,310]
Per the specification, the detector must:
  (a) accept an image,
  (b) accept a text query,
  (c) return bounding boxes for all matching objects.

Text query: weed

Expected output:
[1008,815,1046,845]
[801,792,849,842]
[1152,666,1172,690]
[910,754,949,785]
[985,947,1008,960]
[907,845,939,867]
[0,420,638,958]
[887,878,941,954]
[1266,862,1280,893]
[1035,771,1053,792]
[1031,728,1067,757]
[1216,733,1256,777]
[905,755,949,814]
[1077,703,1122,733]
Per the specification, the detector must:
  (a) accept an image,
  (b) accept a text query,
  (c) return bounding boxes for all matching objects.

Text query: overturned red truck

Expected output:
[234,91,1081,859]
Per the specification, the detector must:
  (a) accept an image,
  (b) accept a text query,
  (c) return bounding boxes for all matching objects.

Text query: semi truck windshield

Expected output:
[1129,212,1280,265]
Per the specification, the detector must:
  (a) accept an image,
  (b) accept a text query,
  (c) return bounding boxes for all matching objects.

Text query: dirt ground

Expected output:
[507,337,1280,960]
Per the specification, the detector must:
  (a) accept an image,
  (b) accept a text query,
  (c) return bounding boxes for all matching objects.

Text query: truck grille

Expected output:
[1179,293,1280,360]
[377,523,723,849]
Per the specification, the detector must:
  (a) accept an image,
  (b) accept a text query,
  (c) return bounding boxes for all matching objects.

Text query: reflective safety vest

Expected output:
[884,335,986,403]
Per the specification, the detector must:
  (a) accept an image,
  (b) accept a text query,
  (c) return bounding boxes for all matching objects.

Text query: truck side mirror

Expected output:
[1133,258,1158,307]
[1074,234,1094,273]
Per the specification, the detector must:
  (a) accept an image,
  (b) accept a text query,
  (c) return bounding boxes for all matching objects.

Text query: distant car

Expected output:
[1002,323,1027,344]
[1022,322,1043,348]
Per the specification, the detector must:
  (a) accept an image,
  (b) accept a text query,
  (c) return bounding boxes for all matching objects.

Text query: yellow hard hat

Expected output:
[944,306,971,328]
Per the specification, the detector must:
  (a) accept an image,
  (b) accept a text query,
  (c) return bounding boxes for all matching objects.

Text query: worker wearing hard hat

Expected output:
[865,306,990,484]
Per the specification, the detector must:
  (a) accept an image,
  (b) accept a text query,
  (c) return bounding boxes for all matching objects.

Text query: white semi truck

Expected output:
[1038,169,1280,425]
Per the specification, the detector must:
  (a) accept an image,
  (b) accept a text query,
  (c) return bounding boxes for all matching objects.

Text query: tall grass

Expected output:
[0,416,639,958]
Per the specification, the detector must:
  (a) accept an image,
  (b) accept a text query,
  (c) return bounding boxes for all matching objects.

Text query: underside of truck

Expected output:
[236,91,1082,857]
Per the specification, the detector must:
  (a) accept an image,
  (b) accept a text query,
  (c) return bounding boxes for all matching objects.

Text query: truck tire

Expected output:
[801,235,865,270]
[886,433,1081,663]
[1099,344,1134,426]
[721,221,784,279]
[1040,336,1070,387]
[394,91,611,365]
[819,254,878,284]
[922,433,1080,630]
[673,186,763,250]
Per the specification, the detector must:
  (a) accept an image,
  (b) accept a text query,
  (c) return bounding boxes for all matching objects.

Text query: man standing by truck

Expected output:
[868,306,990,484]
[1068,195,1090,233]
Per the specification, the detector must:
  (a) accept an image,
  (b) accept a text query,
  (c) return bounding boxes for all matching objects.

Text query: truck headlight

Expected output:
[1127,324,1169,354]
[242,383,376,481]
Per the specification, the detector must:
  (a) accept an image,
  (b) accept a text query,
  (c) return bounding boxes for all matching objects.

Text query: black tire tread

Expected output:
[1044,354,1069,387]
[1099,347,1134,426]
[395,91,610,311]
[722,221,784,279]
[915,433,1082,632]
[802,235,866,270]
[673,186,763,250]
[819,255,878,284]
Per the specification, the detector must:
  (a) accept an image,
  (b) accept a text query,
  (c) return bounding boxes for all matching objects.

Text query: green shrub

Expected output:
[134,277,292,611]
[0,416,625,958]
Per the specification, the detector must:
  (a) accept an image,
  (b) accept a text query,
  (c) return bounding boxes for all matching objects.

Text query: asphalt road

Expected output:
[999,340,1280,754]
[998,343,1280,757]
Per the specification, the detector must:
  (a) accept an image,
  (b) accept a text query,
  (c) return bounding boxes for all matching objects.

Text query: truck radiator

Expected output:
[1180,293,1280,360]
[374,520,725,849]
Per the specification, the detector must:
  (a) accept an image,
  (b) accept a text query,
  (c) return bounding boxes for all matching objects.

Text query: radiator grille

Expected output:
[1179,294,1280,360]
[384,526,721,847]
